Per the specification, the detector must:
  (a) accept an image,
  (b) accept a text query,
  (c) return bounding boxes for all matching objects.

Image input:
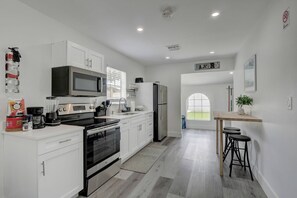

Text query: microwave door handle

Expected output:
[97,77,102,92]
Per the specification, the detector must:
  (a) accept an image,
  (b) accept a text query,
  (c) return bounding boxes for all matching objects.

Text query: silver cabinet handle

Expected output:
[41,161,45,176]
[59,139,71,144]
[90,59,93,67]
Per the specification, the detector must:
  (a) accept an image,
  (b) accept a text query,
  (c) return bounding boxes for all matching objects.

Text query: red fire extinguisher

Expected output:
[5,48,13,62]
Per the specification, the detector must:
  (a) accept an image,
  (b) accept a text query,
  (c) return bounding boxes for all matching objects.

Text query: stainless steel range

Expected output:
[58,103,121,197]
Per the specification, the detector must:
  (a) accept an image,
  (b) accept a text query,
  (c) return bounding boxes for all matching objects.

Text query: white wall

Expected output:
[233,0,297,197]
[0,0,146,196]
[181,83,232,130]
[145,57,235,137]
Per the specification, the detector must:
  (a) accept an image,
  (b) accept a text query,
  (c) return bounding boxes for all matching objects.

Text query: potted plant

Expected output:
[235,95,253,115]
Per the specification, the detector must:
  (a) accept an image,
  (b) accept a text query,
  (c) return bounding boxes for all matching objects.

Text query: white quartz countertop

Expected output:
[2,124,84,140]
[99,110,153,120]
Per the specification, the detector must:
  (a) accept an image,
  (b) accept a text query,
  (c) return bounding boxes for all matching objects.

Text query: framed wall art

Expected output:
[244,54,257,92]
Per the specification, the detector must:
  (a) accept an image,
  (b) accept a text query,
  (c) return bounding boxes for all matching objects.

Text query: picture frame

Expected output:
[244,54,257,92]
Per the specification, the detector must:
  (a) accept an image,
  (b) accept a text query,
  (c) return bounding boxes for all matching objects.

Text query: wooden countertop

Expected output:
[213,112,262,122]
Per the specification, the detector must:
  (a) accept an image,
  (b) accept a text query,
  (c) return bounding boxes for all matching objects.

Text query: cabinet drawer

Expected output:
[146,121,153,127]
[38,132,82,155]
[120,120,130,126]
[131,117,146,124]
[146,113,153,119]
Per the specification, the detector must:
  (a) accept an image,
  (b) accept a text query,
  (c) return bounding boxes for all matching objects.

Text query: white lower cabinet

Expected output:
[146,112,154,141]
[120,120,130,160]
[120,112,154,163]
[4,131,83,198]
[129,122,138,154]
[38,144,82,198]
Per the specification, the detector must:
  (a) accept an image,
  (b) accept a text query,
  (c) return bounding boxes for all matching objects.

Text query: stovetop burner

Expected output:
[57,103,120,130]
[62,117,120,130]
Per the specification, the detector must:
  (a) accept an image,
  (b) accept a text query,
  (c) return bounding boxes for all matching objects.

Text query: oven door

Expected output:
[86,124,120,176]
[70,67,106,96]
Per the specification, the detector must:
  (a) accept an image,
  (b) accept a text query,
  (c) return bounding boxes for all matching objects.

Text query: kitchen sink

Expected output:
[121,112,139,115]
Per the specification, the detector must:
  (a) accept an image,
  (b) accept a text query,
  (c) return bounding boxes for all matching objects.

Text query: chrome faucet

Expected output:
[118,97,127,113]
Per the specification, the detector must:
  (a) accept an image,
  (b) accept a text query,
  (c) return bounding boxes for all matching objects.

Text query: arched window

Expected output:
[187,93,211,121]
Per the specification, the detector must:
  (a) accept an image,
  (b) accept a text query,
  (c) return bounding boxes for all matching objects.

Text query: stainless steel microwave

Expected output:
[52,66,106,97]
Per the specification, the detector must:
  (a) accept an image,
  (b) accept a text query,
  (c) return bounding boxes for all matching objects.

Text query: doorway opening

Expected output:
[181,71,233,131]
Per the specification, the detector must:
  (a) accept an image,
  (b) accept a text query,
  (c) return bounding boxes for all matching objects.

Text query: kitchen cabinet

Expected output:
[38,144,82,198]
[146,112,154,142]
[52,40,105,74]
[137,120,146,148]
[88,49,104,73]
[119,112,153,163]
[120,120,130,160]
[3,130,83,198]
[129,122,139,154]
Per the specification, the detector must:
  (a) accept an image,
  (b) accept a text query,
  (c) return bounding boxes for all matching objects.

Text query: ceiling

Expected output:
[181,71,233,85]
[19,0,270,66]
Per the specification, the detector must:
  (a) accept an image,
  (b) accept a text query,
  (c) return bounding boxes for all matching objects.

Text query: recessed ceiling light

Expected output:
[210,51,215,54]
[211,12,220,17]
[230,71,234,75]
[165,56,171,59]
[137,27,144,32]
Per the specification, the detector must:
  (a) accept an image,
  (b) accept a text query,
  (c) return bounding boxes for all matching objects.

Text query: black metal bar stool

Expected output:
[224,127,240,131]
[229,134,254,181]
[223,130,241,161]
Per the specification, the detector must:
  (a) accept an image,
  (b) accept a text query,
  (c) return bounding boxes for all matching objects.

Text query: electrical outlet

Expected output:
[288,97,292,110]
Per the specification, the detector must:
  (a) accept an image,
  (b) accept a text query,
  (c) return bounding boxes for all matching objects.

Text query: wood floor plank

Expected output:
[108,172,144,198]
[162,137,175,146]
[168,158,194,197]
[147,177,173,198]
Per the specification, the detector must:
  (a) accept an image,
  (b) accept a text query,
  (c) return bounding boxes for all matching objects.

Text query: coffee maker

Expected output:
[27,107,46,129]
[45,97,61,126]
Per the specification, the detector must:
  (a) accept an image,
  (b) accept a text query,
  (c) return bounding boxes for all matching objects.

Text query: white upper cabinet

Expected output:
[52,41,106,74]
[88,49,104,73]
[67,41,89,68]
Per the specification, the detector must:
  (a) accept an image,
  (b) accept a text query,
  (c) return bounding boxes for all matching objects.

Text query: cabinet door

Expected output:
[88,50,105,73]
[38,143,83,198]
[137,121,146,147]
[67,41,88,68]
[129,124,138,153]
[146,113,154,142]
[120,127,129,160]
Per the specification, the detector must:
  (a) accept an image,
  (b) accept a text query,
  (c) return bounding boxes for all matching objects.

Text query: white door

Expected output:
[67,41,88,69]
[88,50,104,73]
[38,143,83,198]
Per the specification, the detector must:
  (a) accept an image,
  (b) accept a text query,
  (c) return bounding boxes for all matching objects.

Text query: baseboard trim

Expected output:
[168,131,181,138]
[254,167,278,198]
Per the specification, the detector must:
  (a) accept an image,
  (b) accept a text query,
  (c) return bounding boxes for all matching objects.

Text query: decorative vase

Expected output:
[243,105,252,115]
[238,107,245,115]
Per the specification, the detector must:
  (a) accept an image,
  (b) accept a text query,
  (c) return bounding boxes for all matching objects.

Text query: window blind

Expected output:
[106,67,126,99]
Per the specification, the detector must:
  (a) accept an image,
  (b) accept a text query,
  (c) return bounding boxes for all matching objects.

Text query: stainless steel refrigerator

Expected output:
[153,84,168,141]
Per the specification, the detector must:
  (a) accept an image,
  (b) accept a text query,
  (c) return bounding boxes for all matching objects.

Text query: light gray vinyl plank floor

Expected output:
[88,129,267,198]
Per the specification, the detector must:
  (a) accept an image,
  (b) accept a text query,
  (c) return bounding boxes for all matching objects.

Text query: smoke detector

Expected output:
[162,6,175,18]
[166,44,180,51]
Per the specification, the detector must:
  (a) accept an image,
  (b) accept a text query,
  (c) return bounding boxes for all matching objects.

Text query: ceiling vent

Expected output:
[194,62,220,71]
[162,6,175,18]
[166,44,180,51]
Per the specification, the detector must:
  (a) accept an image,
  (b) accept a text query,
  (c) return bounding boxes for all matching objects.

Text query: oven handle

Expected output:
[87,124,120,136]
